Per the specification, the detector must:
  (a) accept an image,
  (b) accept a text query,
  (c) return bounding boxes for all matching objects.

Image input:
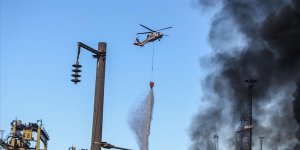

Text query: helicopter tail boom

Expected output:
[134,38,144,47]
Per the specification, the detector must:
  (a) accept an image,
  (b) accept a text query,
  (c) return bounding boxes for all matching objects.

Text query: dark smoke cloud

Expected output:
[190,0,300,149]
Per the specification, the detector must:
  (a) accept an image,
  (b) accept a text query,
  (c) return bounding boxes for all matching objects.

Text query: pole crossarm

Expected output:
[77,42,106,59]
[78,42,100,55]
[94,142,132,150]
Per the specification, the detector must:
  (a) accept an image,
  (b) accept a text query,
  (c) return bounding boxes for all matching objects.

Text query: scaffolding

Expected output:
[0,120,49,150]
[236,79,256,150]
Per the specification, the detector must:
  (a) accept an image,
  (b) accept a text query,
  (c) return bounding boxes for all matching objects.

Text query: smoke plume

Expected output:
[190,0,300,149]
[129,89,154,150]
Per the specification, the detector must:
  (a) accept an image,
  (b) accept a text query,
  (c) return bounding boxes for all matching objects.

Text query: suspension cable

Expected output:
[151,42,155,80]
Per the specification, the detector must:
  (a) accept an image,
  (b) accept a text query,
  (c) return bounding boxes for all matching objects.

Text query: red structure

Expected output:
[149,81,154,88]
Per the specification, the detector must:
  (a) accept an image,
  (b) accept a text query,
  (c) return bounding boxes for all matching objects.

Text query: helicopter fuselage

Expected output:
[134,24,172,47]
[134,32,163,47]
[147,32,163,42]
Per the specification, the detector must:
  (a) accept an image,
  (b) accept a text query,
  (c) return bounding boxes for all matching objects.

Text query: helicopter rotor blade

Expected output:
[156,27,172,31]
[140,24,155,32]
[163,34,169,37]
[136,31,152,35]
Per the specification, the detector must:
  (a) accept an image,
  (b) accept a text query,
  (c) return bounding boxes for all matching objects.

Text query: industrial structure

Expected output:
[0,120,49,150]
[236,79,257,150]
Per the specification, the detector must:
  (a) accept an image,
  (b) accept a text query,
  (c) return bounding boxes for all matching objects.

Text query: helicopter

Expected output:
[134,24,172,47]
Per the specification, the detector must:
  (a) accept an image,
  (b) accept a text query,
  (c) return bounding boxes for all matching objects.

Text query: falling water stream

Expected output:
[129,89,154,150]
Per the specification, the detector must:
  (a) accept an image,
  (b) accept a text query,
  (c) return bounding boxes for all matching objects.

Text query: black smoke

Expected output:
[190,0,300,149]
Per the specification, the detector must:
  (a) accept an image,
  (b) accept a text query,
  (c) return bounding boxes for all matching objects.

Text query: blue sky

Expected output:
[0,0,212,149]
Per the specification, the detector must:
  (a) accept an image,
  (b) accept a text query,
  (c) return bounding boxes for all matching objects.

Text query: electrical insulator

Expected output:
[71,62,82,84]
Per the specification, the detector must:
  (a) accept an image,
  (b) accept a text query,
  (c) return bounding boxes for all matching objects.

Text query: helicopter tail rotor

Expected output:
[136,38,141,43]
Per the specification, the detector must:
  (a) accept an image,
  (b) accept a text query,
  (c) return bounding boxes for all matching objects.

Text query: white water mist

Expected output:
[129,89,154,150]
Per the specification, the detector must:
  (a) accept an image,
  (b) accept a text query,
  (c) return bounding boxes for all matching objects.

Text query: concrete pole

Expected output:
[91,42,107,150]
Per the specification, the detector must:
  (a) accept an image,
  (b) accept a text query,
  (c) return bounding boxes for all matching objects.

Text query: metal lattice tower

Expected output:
[236,80,257,150]
[244,79,257,150]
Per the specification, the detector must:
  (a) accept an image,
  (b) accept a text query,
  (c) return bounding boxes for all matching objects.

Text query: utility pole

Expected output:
[71,42,107,150]
[91,42,106,150]
[213,134,219,150]
[259,137,264,150]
